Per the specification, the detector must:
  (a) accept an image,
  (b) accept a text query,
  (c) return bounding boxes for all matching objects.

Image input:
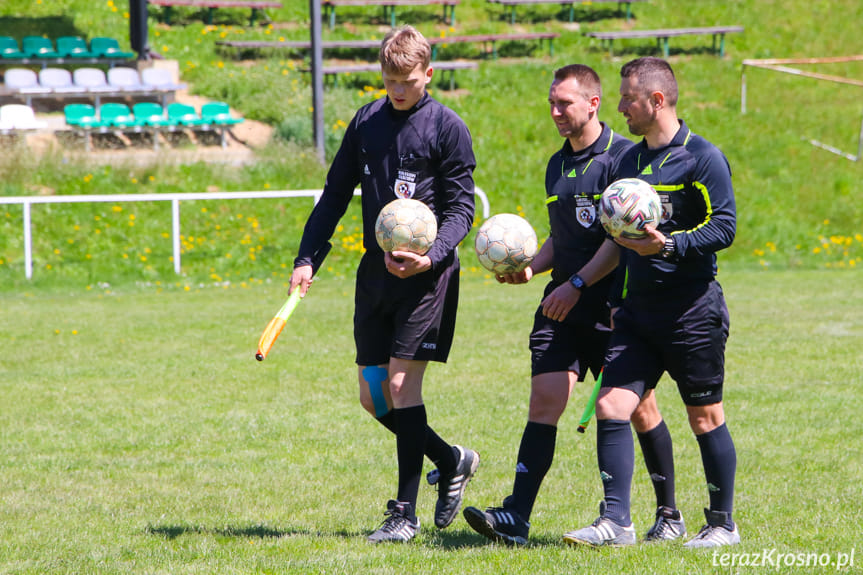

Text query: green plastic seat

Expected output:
[89,37,134,59]
[21,36,59,58]
[167,102,204,126]
[0,36,25,59]
[99,103,140,129]
[200,101,244,126]
[56,36,96,58]
[132,102,172,127]
[64,103,102,129]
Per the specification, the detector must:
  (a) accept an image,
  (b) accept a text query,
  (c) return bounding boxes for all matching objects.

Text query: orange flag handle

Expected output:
[255,242,331,362]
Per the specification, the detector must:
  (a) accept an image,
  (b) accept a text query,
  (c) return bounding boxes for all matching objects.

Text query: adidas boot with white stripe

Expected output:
[427,445,480,529]
[562,501,636,547]
[368,500,420,543]
[463,498,530,546]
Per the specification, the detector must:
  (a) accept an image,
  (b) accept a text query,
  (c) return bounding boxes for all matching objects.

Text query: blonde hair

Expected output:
[379,25,431,74]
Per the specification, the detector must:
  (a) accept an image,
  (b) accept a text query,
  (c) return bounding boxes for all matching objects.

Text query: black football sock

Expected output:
[394,405,427,514]
[376,411,397,433]
[510,421,557,521]
[425,427,458,475]
[696,423,736,526]
[376,412,456,472]
[637,419,677,510]
[596,419,634,526]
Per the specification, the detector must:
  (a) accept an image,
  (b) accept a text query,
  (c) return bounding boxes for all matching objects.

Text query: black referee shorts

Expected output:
[353,252,460,366]
[529,306,611,380]
[602,280,730,406]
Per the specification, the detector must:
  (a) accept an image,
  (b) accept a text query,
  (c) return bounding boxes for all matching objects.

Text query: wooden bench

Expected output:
[303,60,478,90]
[585,25,745,58]
[149,0,283,26]
[216,39,380,58]
[321,0,459,30]
[487,0,647,25]
[216,32,559,60]
[429,32,559,59]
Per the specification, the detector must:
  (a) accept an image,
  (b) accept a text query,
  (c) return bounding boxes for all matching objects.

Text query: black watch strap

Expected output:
[569,274,586,290]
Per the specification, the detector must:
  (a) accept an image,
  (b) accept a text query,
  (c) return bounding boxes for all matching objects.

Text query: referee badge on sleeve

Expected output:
[576,195,596,228]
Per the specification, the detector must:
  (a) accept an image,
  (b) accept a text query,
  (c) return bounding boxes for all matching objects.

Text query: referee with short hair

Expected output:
[290,25,479,543]
[563,57,740,549]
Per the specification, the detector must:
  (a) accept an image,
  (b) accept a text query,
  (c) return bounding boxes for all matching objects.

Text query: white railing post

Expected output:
[23,201,33,280]
[172,198,181,275]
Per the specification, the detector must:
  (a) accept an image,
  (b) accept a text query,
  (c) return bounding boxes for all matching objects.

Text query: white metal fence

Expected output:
[0,187,490,279]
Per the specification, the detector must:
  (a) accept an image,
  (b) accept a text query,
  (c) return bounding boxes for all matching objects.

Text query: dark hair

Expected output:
[553,63,602,99]
[620,57,678,107]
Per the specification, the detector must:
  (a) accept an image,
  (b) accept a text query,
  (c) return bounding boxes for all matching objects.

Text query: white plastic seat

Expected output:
[140,67,187,91]
[38,68,79,93]
[0,104,47,130]
[3,68,50,94]
[72,67,116,93]
[107,67,145,91]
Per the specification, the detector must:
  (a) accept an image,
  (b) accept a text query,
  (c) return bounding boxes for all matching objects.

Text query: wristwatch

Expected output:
[660,236,676,259]
[569,274,586,291]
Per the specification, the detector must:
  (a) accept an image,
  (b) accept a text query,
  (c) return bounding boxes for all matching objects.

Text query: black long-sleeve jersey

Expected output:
[294,93,476,270]
[610,120,736,305]
[544,123,633,326]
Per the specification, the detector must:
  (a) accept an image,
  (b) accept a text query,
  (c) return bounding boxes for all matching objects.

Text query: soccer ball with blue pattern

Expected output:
[475,213,538,275]
[375,198,438,255]
[599,178,662,239]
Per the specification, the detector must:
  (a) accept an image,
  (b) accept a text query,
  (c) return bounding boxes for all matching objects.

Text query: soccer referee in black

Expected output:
[290,26,479,543]
[564,57,740,548]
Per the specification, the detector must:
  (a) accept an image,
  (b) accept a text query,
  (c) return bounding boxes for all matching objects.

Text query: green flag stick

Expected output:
[577,370,603,433]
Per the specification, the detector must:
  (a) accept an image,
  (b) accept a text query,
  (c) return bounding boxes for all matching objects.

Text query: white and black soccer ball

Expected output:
[599,178,662,239]
[374,198,438,255]
[475,213,538,275]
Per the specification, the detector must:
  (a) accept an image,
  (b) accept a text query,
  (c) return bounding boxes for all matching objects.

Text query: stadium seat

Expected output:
[2,68,49,105]
[141,67,187,91]
[0,104,47,130]
[132,102,173,127]
[73,67,116,93]
[21,36,59,58]
[56,36,97,58]
[38,68,79,93]
[3,68,47,93]
[132,102,173,150]
[64,103,102,129]
[200,101,244,126]
[99,102,141,129]
[0,36,25,59]
[107,67,145,91]
[89,37,134,59]
[167,102,204,126]
[200,101,244,148]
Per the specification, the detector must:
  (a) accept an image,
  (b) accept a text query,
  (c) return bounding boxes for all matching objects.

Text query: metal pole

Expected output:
[129,0,151,61]
[310,0,325,165]
[857,112,863,162]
